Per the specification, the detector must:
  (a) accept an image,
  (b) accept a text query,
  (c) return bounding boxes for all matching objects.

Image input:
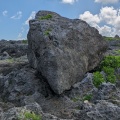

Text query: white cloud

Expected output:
[11,11,22,19]
[95,0,119,4]
[79,6,120,37]
[98,25,112,36]
[62,0,78,4]
[79,11,100,27]
[114,16,120,30]
[17,33,22,40]
[2,10,8,16]
[17,25,26,40]
[25,11,36,25]
[100,6,117,25]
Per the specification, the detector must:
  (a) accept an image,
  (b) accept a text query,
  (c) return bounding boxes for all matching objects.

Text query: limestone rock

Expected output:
[27,10,107,94]
[0,40,28,58]
[114,35,120,39]
[74,100,120,120]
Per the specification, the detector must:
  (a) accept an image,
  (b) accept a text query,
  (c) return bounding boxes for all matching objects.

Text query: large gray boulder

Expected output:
[27,11,107,94]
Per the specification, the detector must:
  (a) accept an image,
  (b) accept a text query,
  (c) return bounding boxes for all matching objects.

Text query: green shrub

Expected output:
[106,74,116,83]
[104,37,114,41]
[17,110,42,120]
[24,111,41,120]
[100,56,120,69]
[104,36,120,41]
[93,71,105,88]
[22,40,28,44]
[44,29,51,36]
[72,96,80,102]
[83,94,93,101]
[114,50,120,54]
[102,67,116,83]
[39,14,52,20]
[93,56,120,87]
[103,67,115,75]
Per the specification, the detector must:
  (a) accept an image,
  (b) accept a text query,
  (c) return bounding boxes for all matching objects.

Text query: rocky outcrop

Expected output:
[27,10,107,94]
[74,100,120,120]
[0,40,28,58]
[0,66,52,105]
[114,35,120,39]
[0,102,68,120]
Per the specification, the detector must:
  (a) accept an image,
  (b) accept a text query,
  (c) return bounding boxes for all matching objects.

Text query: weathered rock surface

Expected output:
[0,55,28,75]
[74,100,120,120]
[0,40,28,58]
[0,66,52,105]
[0,102,70,120]
[114,35,120,39]
[27,11,107,94]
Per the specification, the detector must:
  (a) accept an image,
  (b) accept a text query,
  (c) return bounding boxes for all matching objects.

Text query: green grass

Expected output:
[71,96,80,102]
[102,67,116,83]
[93,55,120,87]
[114,50,120,54]
[100,56,120,69]
[83,94,93,101]
[17,110,42,120]
[104,36,120,41]
[44,29,51,36]
[39,14,52,20]
[24,111,42,120]
[93,71,105,88]
[22,40,28,44]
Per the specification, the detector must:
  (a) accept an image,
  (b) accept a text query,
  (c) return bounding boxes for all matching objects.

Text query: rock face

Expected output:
[114,35,120,39]
[27,11,107,94]
[0,40,28,58]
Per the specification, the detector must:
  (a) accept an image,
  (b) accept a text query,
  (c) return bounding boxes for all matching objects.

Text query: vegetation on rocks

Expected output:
[39,14,52,20]
[83,94,93,101]
[0,11,120,120]
[22,39,28,44]
[93,71,105,88]
[17,110,42,120]
[93,55,120,87]
[104,36,120,41]
[44,29,51,36]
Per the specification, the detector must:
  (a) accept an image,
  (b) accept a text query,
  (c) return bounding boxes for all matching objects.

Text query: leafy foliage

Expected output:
[44,29,51,36]
[72,96,80,102]
[102,67,116,83]
[93,55,120,87]
[83,94,93,101]
[104,36,120,41]
[39,14,52,20]
[114,50,120,54]
[93,71,105,88]
[24,111,41,120]
[22,40,28,44]
[17,110,42,120]
[100,56,120,69]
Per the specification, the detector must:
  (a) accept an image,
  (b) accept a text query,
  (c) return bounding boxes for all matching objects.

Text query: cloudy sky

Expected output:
[0,0,120,40]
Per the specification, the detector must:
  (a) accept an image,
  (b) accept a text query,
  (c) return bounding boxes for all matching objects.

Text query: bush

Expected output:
[22,40,28,44]
[83,94,93,101]
[104,37,113,41]
[71,96,80,102]
[24,111,41,120]
[44,29,51,36]
[17,110,42,120]
[39,14,52,20]
[100,56,120,69]
[102,67,116,83]
[104,36,120,41]
[93,71,105,88]
[93,56,120,87]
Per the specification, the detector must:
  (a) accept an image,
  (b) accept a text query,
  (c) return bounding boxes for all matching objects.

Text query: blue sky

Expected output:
[0,0,120,40]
